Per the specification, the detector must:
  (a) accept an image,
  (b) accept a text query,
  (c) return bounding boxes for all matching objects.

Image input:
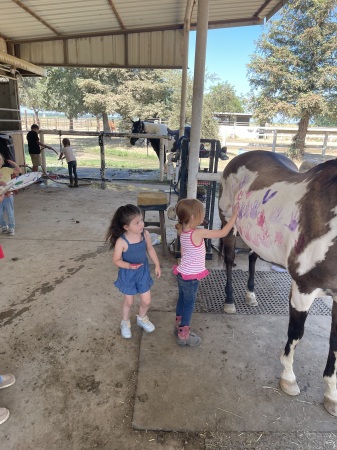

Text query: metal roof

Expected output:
[0,0,287,73]
[1,0,285,42]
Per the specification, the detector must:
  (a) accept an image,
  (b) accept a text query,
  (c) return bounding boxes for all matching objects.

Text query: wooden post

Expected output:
[159,137,164,181]
[99,133,105,180]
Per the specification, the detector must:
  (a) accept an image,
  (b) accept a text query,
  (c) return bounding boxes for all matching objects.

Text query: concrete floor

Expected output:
[0,174,336,450]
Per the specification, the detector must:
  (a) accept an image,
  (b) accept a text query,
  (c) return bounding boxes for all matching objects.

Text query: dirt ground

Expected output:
[1,175,336,450]
[0,178,209,450]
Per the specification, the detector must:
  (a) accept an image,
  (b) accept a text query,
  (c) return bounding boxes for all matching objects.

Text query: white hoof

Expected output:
[245,291,258,307]
[224,303,236,314]
[279,378,300,396]
[324,396,337,417]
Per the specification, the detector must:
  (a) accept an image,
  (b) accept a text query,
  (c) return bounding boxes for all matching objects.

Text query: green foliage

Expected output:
[205,82,244,113]
[19,77,49,121]
[248,0,337,155]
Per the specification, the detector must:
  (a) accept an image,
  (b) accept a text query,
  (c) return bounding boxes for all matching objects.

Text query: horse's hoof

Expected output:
[279,378,300,396]
[245,292,258,307]
[224,303,236,314]
[324,396,337,417]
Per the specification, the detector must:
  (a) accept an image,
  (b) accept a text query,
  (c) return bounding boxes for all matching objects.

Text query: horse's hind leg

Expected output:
[323,298,337,416]
[246,251,258,307]
[279,283,314,396]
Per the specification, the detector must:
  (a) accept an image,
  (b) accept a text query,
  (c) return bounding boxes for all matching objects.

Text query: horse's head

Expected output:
[130,119,145,145]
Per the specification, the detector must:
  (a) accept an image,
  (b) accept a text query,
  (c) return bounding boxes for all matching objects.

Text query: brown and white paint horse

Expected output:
[218,150,337,416]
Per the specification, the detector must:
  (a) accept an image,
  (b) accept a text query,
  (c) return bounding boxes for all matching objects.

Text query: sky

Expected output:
[188,24,265,96]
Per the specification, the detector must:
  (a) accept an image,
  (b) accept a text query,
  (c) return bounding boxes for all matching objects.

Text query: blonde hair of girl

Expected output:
[175,198,204,235]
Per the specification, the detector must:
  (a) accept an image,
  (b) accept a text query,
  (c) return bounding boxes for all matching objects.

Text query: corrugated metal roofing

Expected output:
[0,0,287,70]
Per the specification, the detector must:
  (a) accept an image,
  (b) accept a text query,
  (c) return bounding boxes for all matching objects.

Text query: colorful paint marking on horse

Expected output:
[218,150,337,417]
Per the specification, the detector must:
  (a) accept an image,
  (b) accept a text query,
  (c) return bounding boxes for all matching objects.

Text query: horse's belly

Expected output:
[235,182,307,268]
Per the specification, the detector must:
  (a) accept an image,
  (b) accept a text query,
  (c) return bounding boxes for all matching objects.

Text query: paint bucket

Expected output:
[0,244,4,259]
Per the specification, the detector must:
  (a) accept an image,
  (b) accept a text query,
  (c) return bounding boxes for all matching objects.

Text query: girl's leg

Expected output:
[0,202,6,229]
[122,294,134,320]
[68,162,73,185]
[4,197,15,233]
[177,277,199,327]
[137,290,155,332]
[138,290,151,318]
[73,161,78,186]
[120,295,134,339]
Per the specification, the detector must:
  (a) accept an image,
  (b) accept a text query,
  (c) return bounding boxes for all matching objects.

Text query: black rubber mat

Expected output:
[195,269,331,315]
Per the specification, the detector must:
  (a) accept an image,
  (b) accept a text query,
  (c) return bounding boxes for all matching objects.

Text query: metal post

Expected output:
[159,137,164,181]
[179,0,194,138]
[187,0,209,199]
[99,133,105,180]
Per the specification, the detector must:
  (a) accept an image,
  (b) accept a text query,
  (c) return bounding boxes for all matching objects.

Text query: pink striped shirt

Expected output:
[173,229,209,280]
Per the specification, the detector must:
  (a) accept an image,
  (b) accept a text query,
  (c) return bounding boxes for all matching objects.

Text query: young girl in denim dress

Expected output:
[106,204,161,339]
[174,199,237,347]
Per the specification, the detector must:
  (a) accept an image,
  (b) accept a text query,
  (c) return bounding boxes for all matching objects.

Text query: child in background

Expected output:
[0,153,22,236]
[174,198,238,347]
[59,138,78,188]
[106,204,161,339]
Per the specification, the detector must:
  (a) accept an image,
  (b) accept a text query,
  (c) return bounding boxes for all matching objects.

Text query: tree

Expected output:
[247,0,337,158]
[19,77,49,126]
[204,82,244,113]
[114,69,172,130]
[45,68,86,129]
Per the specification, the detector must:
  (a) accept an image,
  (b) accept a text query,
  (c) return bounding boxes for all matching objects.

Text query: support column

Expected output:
[179,0,194,138]
[187,0,209,199]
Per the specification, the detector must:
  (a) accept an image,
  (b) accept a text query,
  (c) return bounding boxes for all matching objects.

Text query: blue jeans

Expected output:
[0,196,14,230]
[68,160,78,184]
[176,274,199,327]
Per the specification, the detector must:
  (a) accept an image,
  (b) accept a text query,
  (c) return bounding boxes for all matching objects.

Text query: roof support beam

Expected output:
[188,0,209,198]
[11,0,61,36]
[107,0,126,29]
[179,0,195,137]
[0,51,46,76]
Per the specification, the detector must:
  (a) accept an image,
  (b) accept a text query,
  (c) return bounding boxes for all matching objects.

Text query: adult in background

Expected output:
[26,124,58,172]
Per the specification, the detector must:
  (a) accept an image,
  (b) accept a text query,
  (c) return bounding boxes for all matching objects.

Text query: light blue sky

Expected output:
[188,25,265,96]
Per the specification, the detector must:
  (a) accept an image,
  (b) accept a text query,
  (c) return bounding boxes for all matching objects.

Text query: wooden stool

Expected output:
[137,191,168,256]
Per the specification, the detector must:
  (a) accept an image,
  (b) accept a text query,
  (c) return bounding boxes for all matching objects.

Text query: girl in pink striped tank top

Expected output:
[173,199,237,347]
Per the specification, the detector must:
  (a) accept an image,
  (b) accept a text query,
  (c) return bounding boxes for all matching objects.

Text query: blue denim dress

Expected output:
[114,232,153,295]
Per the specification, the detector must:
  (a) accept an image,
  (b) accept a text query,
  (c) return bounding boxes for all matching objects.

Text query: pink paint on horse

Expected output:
[218,150,337,417]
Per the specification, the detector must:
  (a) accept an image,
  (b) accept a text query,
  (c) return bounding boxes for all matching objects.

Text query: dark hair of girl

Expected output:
[105,204,142,249]
[62,138,71,147]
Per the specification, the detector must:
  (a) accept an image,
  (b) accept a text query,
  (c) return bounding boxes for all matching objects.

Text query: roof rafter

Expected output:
[11,0,61,36]
[107,0,126,30]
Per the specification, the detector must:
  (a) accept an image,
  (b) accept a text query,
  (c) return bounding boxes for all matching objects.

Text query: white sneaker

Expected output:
[0,408,10,425]
[120,320,132,339]
[137,315,155,333]
[7,229,15,236]
[1,226,8,234]
[0,374,15,389]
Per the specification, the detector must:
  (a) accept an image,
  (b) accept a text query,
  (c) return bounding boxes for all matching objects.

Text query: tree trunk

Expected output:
[34,110,40,127]
[102,112,110,133]
[292,113,310,157]
[69,117,74,130]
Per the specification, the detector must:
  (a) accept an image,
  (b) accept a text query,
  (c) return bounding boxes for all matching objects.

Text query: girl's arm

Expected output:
[113,238,133,269]
[144,231,161,278]
[6,160,22,176]
[58,152,65,160]
[192,207,238,244]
